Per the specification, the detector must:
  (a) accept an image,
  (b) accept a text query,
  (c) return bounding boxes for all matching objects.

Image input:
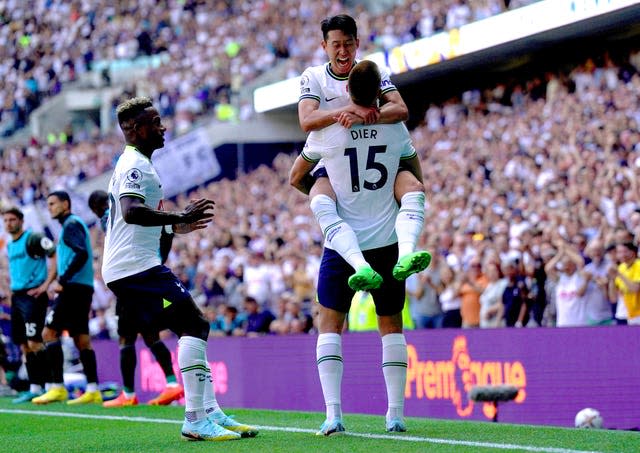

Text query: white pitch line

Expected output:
[0,408,604,453]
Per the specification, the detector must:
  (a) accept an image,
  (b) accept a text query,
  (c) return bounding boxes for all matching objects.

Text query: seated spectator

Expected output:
[284,298,312,334]
[269,295,290,336]
[239,296,275,337]
[210,304,245,337]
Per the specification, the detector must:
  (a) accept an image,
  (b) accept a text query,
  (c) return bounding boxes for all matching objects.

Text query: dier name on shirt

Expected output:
[350,128,378,140]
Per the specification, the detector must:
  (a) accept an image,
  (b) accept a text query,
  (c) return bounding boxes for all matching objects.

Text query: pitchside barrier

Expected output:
[93,326,640,430]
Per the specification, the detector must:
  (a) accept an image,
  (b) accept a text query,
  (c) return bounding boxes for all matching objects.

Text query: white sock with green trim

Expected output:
[310,194,367,270]
[396,191,425,258]
[202,351,223,417]
[382,333,407,421]
[316,333,343,421]
[178,336,207,422]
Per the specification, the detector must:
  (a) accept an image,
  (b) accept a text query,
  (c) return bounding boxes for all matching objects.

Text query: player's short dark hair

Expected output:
[2,206,23,220]
[48,190,71,207]
[88,190,109,210]
[348,60,381,107]
[321,14,357,41]
[116,96,153,129]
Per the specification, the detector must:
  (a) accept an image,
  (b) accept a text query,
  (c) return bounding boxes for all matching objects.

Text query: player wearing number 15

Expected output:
[290,60,416,435]
[3,207,56,403]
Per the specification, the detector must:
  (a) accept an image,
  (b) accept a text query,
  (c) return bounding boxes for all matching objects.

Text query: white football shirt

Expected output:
[302,122,417,250]
[102,145,163,283]
[299,62,398,110]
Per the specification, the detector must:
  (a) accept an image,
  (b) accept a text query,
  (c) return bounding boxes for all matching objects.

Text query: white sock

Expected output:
[316,333,343,421]
[310,195,368,270]
[30,384,42,394]
[178,336,208,422]
[396,191,425,258]
[86,383,98,393]
[382,333,407,421]
[202,351,222,417]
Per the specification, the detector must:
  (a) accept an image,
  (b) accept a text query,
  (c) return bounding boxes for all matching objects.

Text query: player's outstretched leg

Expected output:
[392,251,431,281]
[348,265,383,291]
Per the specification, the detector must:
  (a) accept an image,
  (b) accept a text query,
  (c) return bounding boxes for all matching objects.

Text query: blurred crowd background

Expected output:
[1,0,639,356]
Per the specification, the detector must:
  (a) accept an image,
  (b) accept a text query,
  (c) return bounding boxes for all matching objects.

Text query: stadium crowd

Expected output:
[0,0,537,138]
[3,47,640,344]
[60,47,640,342]
[0,2,637,359]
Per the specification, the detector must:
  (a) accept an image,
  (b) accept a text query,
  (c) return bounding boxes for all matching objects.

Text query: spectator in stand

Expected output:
[502,259,529,328]
[406,251,444,329]
[440,265,462,328]
[459,257,489,328]
[479,261,508,328]
[243,251,272,306]
[287,255,316,305]
[210,304,244,337]
[582,238,615,325]
[269,294,290,336]
[544,239,589,327]
[239,296,274,337]
[608,241,640,325]
[283,297,312,334]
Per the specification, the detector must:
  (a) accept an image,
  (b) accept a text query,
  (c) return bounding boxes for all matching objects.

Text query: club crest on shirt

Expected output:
[126,168,142,183]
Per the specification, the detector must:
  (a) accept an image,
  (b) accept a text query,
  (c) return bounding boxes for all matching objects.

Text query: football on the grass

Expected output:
[574,408,603,429]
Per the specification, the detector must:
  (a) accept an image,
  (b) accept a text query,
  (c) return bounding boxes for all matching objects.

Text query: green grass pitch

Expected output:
[1,397,639,452]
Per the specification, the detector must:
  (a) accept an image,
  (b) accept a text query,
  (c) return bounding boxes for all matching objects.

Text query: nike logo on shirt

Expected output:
[325,96,340,102]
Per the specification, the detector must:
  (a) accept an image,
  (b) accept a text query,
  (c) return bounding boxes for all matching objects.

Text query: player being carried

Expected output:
[295,14,430,291]
[290,59,421,435]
